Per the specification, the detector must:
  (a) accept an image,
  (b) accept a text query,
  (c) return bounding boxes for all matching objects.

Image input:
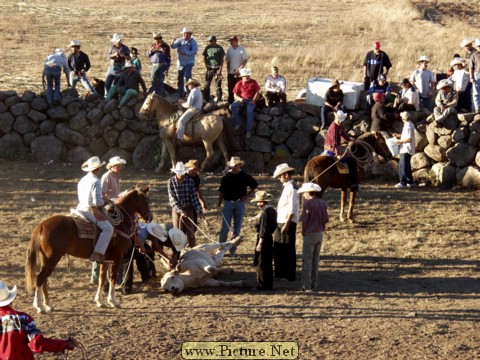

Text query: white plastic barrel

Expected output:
[306,78,365,110]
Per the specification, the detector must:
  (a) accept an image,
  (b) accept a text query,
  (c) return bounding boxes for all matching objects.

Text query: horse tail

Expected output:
[25,225,41,294]
[221,118,233,157]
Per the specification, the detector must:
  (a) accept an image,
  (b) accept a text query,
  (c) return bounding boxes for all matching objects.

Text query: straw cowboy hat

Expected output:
[168,229,188,251]
[106,156,126,170]
[460,38,474,47]
[416,55,430,63]
[146,223,168,242]
[335,110,347,122]
[436,79,452,91]
[181,27,193,34]
[111,33,123,43]
[81,156,106,172]
[297,182,322,194]
[330,79,342,88]
[238,68,253,77]
[184,159,199,170]
[272,163,295,178]
[69,40,81,47]
[171,161,188,175]
[450,57,465,67]
[250,190,273,203]
[0,281,17,307]
[153,32,162,39]
[185,78,201,87]
[227,156,244,167]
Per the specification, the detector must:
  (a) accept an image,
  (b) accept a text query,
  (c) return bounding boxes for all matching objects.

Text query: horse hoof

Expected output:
[44,305,53,313]
[340,217,346,222]
[96,302,105,308]
[36,307,46,314]
[348,219,354,224]
[108,302,120,308]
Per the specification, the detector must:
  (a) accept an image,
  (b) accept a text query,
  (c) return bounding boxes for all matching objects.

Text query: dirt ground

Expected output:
[1,159,479,359]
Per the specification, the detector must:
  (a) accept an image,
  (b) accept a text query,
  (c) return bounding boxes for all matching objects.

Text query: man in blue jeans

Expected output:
[171,27,198,98]
[217,157,258,256]
[231,68,260,138]
[148,32,171,96]
[42,48,71,106]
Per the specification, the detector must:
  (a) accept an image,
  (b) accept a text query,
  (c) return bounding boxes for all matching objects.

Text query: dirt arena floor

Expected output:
[1,159,479,359]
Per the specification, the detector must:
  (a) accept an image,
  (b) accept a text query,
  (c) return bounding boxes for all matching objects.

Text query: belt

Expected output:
[152,62,166,65]
[225,199,241,202]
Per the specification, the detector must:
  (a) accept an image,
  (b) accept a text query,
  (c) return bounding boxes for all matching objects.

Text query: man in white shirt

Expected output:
[76,156,114,264]
[409,55,435,110]
[225,35,248,104]
[393,112,416,189]
[176,78,203,145]
[450,57,471,112]
[265,66,287,110]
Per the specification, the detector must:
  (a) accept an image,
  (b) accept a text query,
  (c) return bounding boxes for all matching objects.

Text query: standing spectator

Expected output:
[433,79,458,126]
[105,33,131,96]
[469,39,480,113]
[217,156,258,256]
[410,55,435,110]
[394,78,420,112]
[168,161,204,248]
[101,156,127,201]
[363,41,392,89]
[265,66,287,110]
[175,78,203,146]
[272,163,299,282]
[130,47,142,73]
[202,35,225,103]
[171,27,198,98]
[450,57,471,112]
[366,74,392,108]
[42,48,71,107]
[252,191,277,291]
[393,112,416,188]
[67,40,96,95]
[0,280,77,359]
[322,79,345,130]
[185,159,208,213]
[231,68,260,138]
[461,38,476,66]
[226,35,249,104]
[298,182,328,292]
[148,32,171,96]
[371,93,390,132]
[105,63,147,107]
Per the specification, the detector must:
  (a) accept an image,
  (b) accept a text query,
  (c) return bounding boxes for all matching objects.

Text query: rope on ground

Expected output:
[64,340,89,360]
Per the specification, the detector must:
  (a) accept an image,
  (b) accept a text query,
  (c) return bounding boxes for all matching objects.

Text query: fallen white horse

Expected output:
[161,237,243,295]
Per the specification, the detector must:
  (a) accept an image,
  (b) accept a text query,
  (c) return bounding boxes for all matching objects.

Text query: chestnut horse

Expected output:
[304,132,391,223]
[25,187,151,313]
[138,93,229,171]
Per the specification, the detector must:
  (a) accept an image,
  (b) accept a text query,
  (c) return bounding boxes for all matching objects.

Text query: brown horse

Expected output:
[138,93,229,171]
[25,187,151,313]
[304,132,391,223]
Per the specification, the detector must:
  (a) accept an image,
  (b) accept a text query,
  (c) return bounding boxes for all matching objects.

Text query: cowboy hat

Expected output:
[335,110,347,122]
[111,33,123,43]
[181,27,193,34]
[416,55,430,63]
[122,62,134,70]
[460,38,474,47]
[0,281,17,307]
[436,79,452,90]
[330,79,342,88]
[238,68,253,77]
[69,40,81,47]
[250,190,273,203]
[106,156,126,170]
[168,229,188,251]
[54,48,63,54]
[171,161,187,175]
[185,78,201,87]
[474,38,480,48]
[146,223,168,242]
[272,163,295,178]
[400,111,411,121]
[152,32,162,39]
[450,57,465,67]
[297,182,322,194]
[184,159,199,170]
[81,156,106,172]
[227,156,244,167]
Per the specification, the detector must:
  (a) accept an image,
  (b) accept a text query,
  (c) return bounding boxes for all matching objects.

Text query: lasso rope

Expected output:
[64,340,89,359]
[102,199,123,226]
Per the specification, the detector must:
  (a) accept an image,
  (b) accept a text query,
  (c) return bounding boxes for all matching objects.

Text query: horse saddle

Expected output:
[69,210,98,240]
[336,162,349,174]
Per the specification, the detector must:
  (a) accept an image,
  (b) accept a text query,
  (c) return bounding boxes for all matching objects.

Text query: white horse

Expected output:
[138,93,229,171]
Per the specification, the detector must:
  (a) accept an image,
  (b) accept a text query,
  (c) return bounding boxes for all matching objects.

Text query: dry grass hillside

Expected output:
[1,0,479,99]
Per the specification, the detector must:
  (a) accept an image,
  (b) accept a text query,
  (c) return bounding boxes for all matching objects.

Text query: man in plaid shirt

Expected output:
[168,162,204,247]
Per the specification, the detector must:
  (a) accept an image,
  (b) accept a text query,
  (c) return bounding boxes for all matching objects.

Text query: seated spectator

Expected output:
[67,40,97,95]
[450,57,471,112]
[321,79,346,130]
[367,74,391,108]
[105,63,147,107]
[231,68,260,139]
[394,78,420,112]
[371,92,391,132]
[433,79,457,126]
[265,66,287,110]
[130,47,142,73]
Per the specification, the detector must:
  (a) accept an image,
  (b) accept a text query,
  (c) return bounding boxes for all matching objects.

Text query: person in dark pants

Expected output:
[363,41,392,90]
[226,35,248,104]
[252,191,277,290]
[202,35,225,102]
[321,79,345,129]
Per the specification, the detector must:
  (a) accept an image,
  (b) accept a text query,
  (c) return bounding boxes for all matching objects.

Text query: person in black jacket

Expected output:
[67,40,97,95]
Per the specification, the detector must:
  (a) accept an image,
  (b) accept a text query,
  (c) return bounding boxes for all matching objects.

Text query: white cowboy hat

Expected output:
[250,190,273,203]
[238,68,252,77]
[54,48,63,54]
[152,32,162,39]
[0,281,17,307]
[474,38,480,48]
[122,62,134,70]
[111,33,123,43]
[450,57,465,67]
[416,55,430,63]
[106,156,126,170]
[335,110,347,122]
[272,163,295,178]
[146,223,168,242]
[227,156,244,167]
[400,111,411,121]
[185,78,201,87]
[69,40,81,47]
[171,161,187,175]
[436,79,452,91]
[81,156,106,172]
[460,38,474,47]
[181,27,193,34]
[168,229,188,251]
[297,182,322,194]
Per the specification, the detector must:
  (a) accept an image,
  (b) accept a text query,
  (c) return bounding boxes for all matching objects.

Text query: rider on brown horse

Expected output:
[324,110,359,191]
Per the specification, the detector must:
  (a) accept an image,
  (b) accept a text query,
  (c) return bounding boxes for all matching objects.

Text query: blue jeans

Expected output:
[177,63,194,98]
[231,99,256,132]
[419,96,431,111]
[219,200,246,252]
[70,73,96,94]
[149,63,168,95]
[472,74,480,113]
[44,67,61,104]
[105,67,121,97]
[399,153,413,186]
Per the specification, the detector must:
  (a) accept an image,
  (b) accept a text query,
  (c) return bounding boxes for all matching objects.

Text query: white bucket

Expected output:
[386,137,400,156]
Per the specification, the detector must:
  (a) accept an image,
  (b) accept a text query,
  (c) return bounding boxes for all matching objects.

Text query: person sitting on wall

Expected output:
[321,79,346,130]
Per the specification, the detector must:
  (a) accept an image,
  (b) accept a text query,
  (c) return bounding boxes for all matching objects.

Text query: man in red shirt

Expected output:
[0,280,77,359]
[231,68,260,138]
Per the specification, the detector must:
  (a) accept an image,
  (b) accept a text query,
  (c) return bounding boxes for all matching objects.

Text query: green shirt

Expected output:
[202,45,225,68]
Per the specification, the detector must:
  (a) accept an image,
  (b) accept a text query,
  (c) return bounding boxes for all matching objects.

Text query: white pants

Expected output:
[176,108,201,140]
[79,210,114,255]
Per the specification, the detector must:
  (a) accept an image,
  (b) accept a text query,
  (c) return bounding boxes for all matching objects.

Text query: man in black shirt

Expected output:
[67,40,97,95]
[363,41,392,90]
[217,157,258,256]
